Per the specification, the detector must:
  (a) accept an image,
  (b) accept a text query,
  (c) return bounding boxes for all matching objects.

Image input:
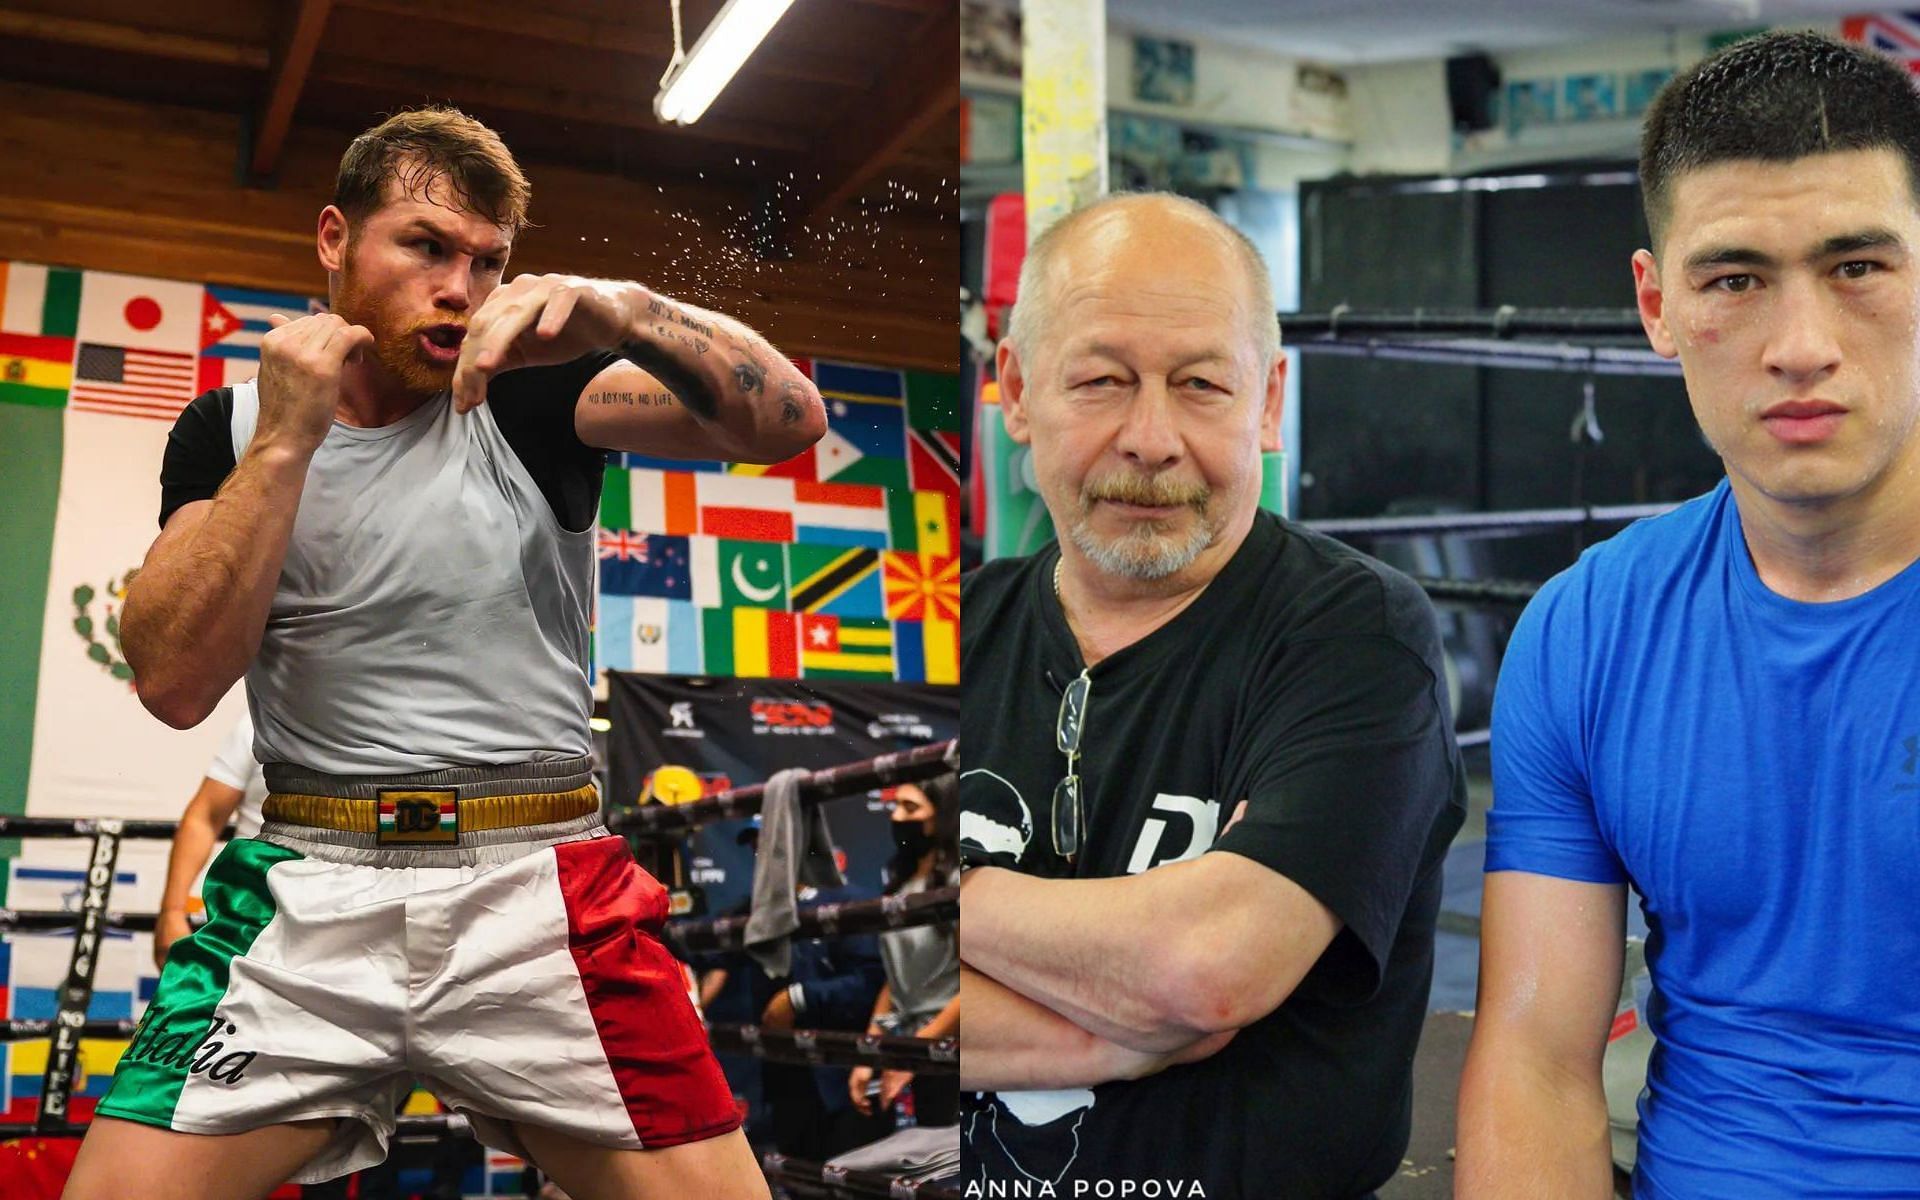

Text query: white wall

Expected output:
[1345,58,1452,175]
[1340,26,1844,176]
[1104,29,1354,144]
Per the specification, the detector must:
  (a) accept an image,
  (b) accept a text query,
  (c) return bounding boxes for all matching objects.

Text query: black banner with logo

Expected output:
[606,674,959,914]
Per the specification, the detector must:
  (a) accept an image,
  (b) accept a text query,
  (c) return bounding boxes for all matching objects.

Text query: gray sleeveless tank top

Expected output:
[228,380,594,774]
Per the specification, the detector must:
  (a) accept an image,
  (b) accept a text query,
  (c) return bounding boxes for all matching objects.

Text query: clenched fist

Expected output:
[256,312,375,454]
[452,274,638,413]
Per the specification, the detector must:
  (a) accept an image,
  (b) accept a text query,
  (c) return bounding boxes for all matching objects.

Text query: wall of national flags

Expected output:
[595,360,961,685]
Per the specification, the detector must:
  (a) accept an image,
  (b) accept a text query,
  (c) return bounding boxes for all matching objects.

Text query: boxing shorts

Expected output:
[95,756,740,1182]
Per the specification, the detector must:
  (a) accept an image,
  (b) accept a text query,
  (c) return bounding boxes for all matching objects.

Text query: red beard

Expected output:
[333,271,462,398]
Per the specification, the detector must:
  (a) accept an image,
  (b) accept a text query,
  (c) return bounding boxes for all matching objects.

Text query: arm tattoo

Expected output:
[779,381,804,425]
[617,338,719,420]
[590,391,677,408]
[646,297,716,341]
[733,359,766,397]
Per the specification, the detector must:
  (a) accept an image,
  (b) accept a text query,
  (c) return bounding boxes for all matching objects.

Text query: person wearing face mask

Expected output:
[848,778,961,1128]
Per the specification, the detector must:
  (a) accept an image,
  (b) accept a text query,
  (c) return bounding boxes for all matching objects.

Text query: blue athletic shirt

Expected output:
[1488,478,1920,1199]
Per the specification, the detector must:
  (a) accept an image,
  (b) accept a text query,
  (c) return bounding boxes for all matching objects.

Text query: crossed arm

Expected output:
[959,850,1342,1089]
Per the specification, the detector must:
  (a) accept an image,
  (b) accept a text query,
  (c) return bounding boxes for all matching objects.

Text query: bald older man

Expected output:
[957,193,1465,1198]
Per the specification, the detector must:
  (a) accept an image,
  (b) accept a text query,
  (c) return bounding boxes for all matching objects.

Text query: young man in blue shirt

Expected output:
[1459,31,1920,1199]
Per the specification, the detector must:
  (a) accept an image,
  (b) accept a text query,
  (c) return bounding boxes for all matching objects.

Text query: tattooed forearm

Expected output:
[779,381,804,425]
[617,338,719,419]
[591,391,677,408]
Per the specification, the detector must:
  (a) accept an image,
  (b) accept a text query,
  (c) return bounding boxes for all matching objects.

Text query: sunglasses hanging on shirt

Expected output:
[1053,668,1091,860]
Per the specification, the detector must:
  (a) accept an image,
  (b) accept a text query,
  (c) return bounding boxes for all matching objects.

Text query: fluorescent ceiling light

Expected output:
[655,0,798,126]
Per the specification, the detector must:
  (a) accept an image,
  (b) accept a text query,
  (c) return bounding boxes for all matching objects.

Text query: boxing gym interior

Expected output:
[1,0,1911,1197]
[0,1,958,1196]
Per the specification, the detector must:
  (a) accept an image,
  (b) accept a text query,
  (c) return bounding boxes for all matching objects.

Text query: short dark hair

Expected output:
[334,107,531,236]
[1640,31,1920,247]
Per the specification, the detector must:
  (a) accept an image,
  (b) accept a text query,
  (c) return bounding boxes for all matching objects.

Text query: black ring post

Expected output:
[36,820,123,1132]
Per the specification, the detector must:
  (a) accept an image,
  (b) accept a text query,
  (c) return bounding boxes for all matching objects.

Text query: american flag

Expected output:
[69,342,197,421]
[597,528,650,561]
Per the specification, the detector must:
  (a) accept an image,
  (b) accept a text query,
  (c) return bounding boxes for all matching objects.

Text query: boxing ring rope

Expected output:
[1281,307,1681,377]
[608,739,959,838]
[1,1019,140,1042]
[0,911,158,934]
[1294,337,1679,377]
[1286,306,1646,338]
[664,887,958,955]
[0,887,959,947]
[0,1018,957,1074]
[761,1152,965,1200]
[706,1024,957,1074]
[1408,576,1539,607]
[0,1111,477,1143]
[0,816,215,840]
[0,1024,959,1139]
[1304,505,1675,542]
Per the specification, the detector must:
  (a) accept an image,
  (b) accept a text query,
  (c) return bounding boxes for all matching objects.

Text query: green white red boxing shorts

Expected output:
[97,830,740,1183]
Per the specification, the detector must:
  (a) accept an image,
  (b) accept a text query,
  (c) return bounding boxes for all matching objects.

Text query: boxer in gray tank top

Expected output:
[70,107,826,1200]
[225,373,595,776]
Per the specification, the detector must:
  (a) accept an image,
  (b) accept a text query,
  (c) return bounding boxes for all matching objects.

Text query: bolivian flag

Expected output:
[800,614,895,678]
[0,332,75,408]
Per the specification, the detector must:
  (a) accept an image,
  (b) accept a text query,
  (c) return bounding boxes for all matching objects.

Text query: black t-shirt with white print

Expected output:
[959,511,1466,1200]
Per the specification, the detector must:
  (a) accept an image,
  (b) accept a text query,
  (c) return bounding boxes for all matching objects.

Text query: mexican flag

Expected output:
[2,261,276,821]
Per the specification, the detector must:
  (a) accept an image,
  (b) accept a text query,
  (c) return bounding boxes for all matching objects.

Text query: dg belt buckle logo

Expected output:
[377,788,458,845]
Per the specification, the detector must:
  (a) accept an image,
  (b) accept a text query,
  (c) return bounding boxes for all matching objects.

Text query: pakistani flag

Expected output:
[717,539,788,611]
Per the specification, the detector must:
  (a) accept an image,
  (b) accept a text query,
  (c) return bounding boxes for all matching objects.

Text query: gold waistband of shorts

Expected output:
[262,785,601,834]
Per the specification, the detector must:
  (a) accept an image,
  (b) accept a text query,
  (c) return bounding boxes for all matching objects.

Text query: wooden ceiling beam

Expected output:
[799,5,959,225]
[0,7,813,160]
[309,56,815,155]
[250,0,335,180]
[0,8,266,69]
[334,0,870,90]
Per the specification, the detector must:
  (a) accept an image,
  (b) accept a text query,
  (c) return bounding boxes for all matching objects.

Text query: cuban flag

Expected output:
[198,284,323,393]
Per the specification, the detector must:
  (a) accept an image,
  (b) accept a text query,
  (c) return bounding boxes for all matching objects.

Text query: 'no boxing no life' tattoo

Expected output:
[617,337,719,419]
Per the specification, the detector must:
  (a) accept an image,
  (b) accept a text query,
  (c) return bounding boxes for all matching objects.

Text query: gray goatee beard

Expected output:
[1066,476,1217,580]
